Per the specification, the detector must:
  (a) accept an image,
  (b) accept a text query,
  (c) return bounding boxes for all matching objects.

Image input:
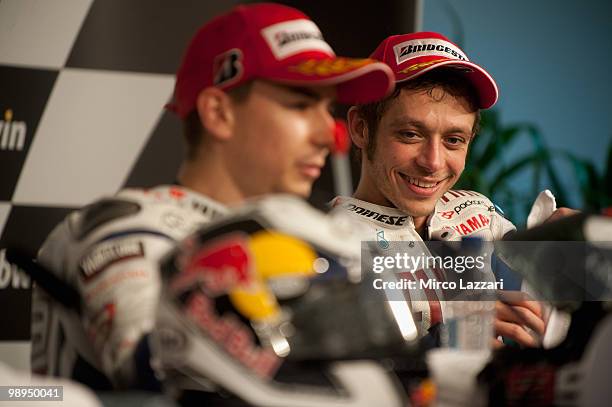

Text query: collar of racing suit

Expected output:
[125,185,230,220]
[330,196,417,230]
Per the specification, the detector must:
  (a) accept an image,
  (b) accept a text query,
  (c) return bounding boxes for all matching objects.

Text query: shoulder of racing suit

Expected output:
[38,185,227,281]
[427,189,516,241]
[33,185,227,386]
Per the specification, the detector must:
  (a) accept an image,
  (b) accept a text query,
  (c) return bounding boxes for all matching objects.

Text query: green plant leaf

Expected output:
[532,156,542,199]
[458,108,608,219]
[476,125,523,170]
[541,157,571,208]
[489,151,549,190]
[523,124,546,150]
[561,151,601,210]
[521,126,571,207]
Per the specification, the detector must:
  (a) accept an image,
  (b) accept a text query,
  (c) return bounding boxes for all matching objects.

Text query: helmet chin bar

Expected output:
[152,301,407,407]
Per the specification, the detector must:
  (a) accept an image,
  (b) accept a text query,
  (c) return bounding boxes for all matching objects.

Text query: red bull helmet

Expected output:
[151,196,421,406]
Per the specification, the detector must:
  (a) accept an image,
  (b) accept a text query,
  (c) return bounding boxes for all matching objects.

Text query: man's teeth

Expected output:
[407,176,438,188]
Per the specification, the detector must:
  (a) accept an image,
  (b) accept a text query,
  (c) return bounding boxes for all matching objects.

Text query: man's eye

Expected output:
[327,103,337,116]
[446,136,466,145]
[289,101,311,110]
[398,131,419,139]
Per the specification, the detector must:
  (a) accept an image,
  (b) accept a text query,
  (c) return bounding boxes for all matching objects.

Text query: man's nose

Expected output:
[416,139,444,173]
[311,106,335,150]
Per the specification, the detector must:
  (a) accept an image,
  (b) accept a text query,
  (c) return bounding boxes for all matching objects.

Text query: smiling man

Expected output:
[333,32,546,346]
[351,73,479,230]
[30,3,394,390]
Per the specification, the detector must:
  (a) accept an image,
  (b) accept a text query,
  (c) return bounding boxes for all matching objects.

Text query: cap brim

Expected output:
[396,59,498,109]
[265,58,395,104]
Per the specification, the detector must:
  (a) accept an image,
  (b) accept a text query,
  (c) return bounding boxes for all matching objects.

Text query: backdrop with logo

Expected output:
[0,0,417,370]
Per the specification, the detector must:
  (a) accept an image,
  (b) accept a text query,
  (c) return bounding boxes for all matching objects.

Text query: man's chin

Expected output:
[281,182,313,199]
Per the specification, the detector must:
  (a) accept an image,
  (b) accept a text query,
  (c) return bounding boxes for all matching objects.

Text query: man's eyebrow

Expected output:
[388,118,427,130]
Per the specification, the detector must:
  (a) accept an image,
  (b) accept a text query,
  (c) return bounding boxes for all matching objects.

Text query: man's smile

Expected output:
[398,173,449,197]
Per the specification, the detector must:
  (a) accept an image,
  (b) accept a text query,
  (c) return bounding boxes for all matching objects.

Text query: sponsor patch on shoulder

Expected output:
[79,239,145,282]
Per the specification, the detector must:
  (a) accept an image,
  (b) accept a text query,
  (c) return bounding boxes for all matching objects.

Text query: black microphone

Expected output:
[4,248,82,313]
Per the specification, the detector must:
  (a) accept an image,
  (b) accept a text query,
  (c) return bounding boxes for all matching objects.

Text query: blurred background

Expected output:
[0,0,610,370]
[423,0,612,223]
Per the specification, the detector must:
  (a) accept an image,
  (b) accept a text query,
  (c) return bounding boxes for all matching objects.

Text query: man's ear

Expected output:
[347,106,368,149]
[195,87,234,141]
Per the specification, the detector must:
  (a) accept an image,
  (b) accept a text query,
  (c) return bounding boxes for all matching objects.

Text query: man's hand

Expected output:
[544,207,580,223]
[492,291,546,348]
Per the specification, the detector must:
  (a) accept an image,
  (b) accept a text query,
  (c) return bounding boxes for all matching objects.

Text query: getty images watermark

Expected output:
[371,250,503,290]
[361,241,502,300]
[362,240,612,302]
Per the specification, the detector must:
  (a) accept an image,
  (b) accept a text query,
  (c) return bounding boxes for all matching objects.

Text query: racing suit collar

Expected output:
[331,196,415,229]
[146,185,229,218]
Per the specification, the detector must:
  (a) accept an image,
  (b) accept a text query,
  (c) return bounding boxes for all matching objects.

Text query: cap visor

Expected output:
[396,60,498,109]
[266,58,395,104]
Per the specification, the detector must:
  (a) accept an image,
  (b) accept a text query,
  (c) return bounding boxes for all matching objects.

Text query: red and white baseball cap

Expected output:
[168,3,395,118]
[370,32,498,109]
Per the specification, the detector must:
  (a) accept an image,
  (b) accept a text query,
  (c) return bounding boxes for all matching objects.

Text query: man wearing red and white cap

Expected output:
[31,3,395,390]
[169,3,394,201]
[332,32,547,347]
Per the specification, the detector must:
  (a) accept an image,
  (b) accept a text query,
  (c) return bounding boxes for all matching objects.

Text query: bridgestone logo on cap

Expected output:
[261,19,334,60]
[393,38,468,65]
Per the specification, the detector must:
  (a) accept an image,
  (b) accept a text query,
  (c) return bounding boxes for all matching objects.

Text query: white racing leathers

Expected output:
[31,185,227,388]
[331,189,515,335]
